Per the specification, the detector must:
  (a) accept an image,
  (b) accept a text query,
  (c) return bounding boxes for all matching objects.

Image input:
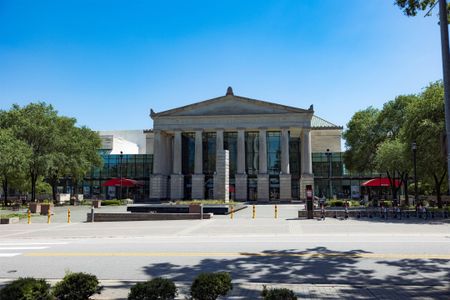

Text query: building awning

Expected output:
[102,178,142,187]
[361,178,401,187]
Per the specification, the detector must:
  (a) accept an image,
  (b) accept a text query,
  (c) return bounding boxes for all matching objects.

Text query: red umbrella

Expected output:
[102,178,141,187]
[361,178,401,187]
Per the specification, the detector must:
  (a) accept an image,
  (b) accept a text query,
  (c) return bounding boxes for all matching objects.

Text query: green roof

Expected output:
[311,115,342,129]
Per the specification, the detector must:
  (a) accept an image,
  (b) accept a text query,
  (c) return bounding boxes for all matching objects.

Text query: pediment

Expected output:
[152,93,312,118]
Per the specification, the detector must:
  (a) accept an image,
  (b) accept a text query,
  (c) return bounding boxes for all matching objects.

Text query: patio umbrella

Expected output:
[361,178,401,187]
[102,178,141,187]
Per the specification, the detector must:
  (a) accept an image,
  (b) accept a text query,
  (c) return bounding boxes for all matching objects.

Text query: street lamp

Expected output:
[325,149,332,199]
[119,151,123,200]
[412,142,418,205]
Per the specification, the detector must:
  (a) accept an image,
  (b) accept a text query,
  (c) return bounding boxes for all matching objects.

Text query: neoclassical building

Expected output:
[148,87,342,201]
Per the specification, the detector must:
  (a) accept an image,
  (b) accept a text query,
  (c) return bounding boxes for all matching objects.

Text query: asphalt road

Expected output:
[1,205,450,298]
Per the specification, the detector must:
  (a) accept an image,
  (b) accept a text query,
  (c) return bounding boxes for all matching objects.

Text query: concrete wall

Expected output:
[99,130,148,154]
[311,129,342,153]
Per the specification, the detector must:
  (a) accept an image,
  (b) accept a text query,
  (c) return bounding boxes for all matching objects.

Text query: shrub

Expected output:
[190,272,232,300]
[328,200,344,207]
[0,277,52,300]
[261,285,297,300]
[101,200,123,206]
[127,277,177,300]
[52,272,102,300]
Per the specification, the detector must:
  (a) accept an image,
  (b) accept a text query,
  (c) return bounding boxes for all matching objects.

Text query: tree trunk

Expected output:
[2,177,8,206]
[30,173,37,202]
[434,174,442,208]
[403,173,409,207]
[50,175,58,202]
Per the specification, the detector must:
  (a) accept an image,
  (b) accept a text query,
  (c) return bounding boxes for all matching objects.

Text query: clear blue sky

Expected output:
[0,0,444,131]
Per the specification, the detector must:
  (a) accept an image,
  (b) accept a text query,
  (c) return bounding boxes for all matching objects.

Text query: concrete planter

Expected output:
[188,204,202,214]
[40,204,54,215]
[0,217,20,224]
[29,203,41,214]
[92,200,101,208]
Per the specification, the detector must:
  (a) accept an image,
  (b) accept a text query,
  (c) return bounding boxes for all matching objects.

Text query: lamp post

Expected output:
[412,142,418,205]
[325,149,332,199]
[119,151,123,200]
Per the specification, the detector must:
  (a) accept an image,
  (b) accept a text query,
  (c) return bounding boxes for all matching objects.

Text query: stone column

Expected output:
[300,128,314,200]
[257,128,269,201]
[214,150,229,202]
[192,130,204,199]
[170,130,183,200]
[216,129,224,157]
[280,128,291,200]
[235,128,247,201]
[150,130,168,200]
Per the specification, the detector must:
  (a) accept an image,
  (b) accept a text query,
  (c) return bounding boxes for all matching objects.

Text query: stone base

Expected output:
[235,174,248,201]
[150,174,168,200]
[300,174,314,200]
[192,174,205,200]
[214,150,230,202]
[257,174,269,201]
[279,174,292,200]
[170,174,184,200]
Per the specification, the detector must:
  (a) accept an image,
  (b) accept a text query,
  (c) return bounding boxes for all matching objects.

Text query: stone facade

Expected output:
[149,87,342,201]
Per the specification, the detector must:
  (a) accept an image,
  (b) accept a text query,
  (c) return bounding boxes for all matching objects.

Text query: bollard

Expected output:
[274,205,278,219]
[27,209,31,224]
[91,206,95,223]
[67,208,71,224]
[47,208,51,224]
[252,205,256,219]
[230,206,234,219]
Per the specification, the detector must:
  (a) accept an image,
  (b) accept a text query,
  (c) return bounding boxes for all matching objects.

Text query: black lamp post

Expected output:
[119,151,123,200]
[325,149,332,199]
[412,142,418,205]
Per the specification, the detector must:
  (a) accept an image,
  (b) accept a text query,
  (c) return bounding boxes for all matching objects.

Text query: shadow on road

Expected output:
[137,247,450,298]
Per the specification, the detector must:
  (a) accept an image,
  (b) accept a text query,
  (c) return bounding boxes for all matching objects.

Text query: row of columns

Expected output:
[153,127,313,201]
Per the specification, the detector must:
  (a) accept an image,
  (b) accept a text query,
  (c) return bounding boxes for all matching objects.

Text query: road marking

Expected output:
[24,252,450,259]
[0,247,48,250]
[0,253,21,257]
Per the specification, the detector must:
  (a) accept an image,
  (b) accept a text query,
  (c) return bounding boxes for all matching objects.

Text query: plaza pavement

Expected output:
[1,204,449,299]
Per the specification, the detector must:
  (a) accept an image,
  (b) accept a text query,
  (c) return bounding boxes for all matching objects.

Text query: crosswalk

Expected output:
[0,242,68,257]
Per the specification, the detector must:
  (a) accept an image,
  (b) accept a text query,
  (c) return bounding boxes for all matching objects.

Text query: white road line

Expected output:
[0,242,68,246]
[0,253,21,257]
[0,247,48,250]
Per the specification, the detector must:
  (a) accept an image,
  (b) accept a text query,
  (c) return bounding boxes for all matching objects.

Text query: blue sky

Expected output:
[0,0,444,131]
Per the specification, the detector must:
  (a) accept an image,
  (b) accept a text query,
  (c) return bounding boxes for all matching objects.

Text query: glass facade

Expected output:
[266,131,281,175]
[202,132,216,175]
[224,132,237,177]
[182,132,195,175]
[82,154,152,201]
[245,132,259,175]
[289,136,301,199]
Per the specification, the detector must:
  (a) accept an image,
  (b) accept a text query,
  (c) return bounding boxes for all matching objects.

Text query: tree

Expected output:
[401,82,447,207]
[0,128,32,206]
[1,103,102,202]
[374,139,410,203]
[343,107,382,174]
[395,0,450,196]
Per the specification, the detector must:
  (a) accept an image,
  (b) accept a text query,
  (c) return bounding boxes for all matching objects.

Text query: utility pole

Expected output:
[439,0,450,192]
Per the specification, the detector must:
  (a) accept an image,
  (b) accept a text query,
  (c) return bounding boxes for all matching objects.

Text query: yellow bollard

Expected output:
[252,205,256,219]
[27,209,31,224]
[67,208,71,224]
[230,206,234,219]
[47,208,51,224]
[275,205,278,219]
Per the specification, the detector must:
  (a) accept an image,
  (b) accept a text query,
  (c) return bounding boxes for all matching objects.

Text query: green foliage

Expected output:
[395,0,450,21]
[261,285,297,300]
[52,272,102,300]
[343,107,382,174]
[102,199,125,206]
[127,278,177,300]
[190,272,232,300]
[0,277,52,300]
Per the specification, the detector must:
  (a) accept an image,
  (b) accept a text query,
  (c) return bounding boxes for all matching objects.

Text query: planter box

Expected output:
[56,193,70,204]
[29,203,41,214]
[40,204,54,215]
[92,200,101,208]
[0,217,19,224]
